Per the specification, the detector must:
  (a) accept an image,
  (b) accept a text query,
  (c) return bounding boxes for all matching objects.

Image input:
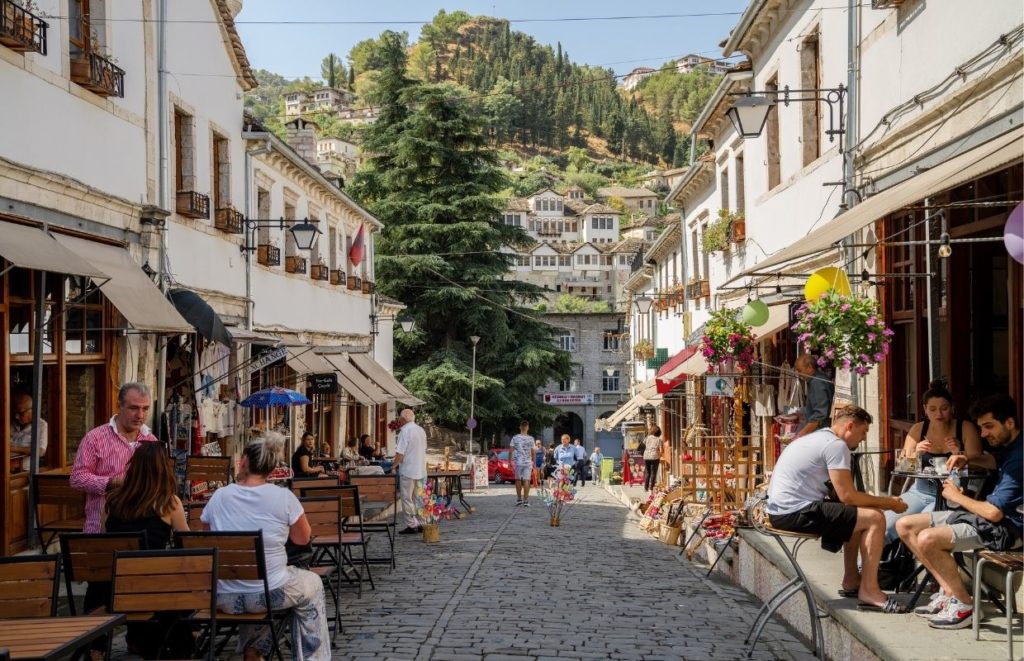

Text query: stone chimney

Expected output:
[284,118,318,166]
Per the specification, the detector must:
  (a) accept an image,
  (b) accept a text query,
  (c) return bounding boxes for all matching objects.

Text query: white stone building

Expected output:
[621,66,656,91]
[284,86,356,117]
[596,185,660,218]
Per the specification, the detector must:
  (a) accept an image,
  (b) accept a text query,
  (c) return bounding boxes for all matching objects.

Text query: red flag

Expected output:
[349,222,365,267]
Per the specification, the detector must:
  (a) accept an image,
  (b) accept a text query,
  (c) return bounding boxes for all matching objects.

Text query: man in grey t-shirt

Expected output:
[768,405,907,612]
[509,421,537,506]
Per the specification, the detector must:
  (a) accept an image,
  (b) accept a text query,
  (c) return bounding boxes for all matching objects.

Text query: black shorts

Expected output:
[770,501,858,553]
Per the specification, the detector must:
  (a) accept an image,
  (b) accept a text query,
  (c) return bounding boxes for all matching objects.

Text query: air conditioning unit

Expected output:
[871,0,905,8]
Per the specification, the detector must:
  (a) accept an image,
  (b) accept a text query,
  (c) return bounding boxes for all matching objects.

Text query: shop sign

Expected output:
[247,347,287,374]
[705,376,735,397]
[309,372,338,394]
[543,392,594,405]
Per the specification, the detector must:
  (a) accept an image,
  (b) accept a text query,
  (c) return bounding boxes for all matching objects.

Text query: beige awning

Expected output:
[227,327,282,345]
[322,354,390,406]
[731,125,1024,282]
[53,234,192,333]
[349,354,425,406]
[0,221,107,278]
[595,379,662,431]
[285,345,379,406]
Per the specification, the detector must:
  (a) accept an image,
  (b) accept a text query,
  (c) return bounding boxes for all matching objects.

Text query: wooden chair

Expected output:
[973,550,1024,660]
[290,474,338,496]
[33,472,85,550]
[299,496,343,641]
[59,532,147,615]
[348,474,398,570]
[111,548,218,661]
[0,554,61,618]
[299,485,375,593]
[175,531,290,660]
[187,501,208,531]
[185,456,233,502]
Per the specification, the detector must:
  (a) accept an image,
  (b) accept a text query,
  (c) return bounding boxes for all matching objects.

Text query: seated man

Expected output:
[897,394,1022,629]
[767,404,908,612]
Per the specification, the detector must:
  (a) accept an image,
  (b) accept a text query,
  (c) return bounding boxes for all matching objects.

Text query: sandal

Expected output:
[857,595,906,613]
[838,588,859,598]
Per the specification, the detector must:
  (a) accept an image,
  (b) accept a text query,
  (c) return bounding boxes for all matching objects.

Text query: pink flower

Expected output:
[842,359,851,370]
[883,328,895,337]
[860,354,871,362]
[825,348,835,359]
[817,358,828,368]
[866,317,876,326]
[855,366,871,375]
[874,352,884,362]
[840,303,851,312]
[867,332,877,342]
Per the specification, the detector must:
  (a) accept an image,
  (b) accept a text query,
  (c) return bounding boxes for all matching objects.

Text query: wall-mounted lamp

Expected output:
[634,296,654,314]
[398,315,416,333]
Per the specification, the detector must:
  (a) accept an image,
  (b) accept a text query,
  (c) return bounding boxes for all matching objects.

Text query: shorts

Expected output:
[929,510,985,552]
[769,501,859,553]
[514,464,533,481]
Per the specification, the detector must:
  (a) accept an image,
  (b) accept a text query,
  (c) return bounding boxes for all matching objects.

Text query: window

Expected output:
[618,254,630,265]
[736,154,746,212]
[529,219,537,232]
[576,254,594,266]
[516,254,531,267]
[558,378,577,392]
[720,168,730,211]
[173,108,195,193]
[570,222,577,232]
[558,255,571,267]
[503,213,521,226]
[766,75,781,189]
[256,188,271,246]
[212,133,230,211]
[534,255,557,269]
[591,217,614,230]
[69,0,104,58]
[602,368,621,392]
[691,228,701,280]
[328,227,337,270]
[558,333,577,352]
[800,31,822,166]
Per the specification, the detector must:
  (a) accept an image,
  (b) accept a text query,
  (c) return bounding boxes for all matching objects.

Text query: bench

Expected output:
[973,550,1023,660]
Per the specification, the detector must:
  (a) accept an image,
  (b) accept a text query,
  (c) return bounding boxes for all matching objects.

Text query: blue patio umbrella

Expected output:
[241,387,311,408]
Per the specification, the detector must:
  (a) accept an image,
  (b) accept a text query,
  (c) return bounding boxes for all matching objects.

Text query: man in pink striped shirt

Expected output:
[71,383,160,533]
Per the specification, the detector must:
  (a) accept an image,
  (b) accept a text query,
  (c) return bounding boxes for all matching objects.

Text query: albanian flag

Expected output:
[349,222,365,267]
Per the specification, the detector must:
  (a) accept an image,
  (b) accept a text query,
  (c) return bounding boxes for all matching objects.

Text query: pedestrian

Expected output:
[533,438,544,490]
[572,438,588,487]
[202,432,331,660]
[554,434,575,467]
[71,383,159,533]
[392,408,427,534]
[509,421,536,506]
[590,446,605,485]
[543,441,557,488]
[642,426,664,492]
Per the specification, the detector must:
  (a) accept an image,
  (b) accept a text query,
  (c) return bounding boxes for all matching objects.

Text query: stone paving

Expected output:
[108,482,814,660]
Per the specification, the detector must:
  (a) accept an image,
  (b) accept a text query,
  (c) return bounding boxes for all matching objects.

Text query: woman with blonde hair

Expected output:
[202,431,330,661]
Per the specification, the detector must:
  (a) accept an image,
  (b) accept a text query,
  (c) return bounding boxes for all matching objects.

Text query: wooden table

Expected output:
[427,471,473,514]
[0,615,125,661]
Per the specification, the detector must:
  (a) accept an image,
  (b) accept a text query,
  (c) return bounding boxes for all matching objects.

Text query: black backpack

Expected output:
[877,539,916,591]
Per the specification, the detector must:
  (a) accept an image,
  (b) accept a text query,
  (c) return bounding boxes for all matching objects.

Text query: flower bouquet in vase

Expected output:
[544,465,576,526]
[415,479,457,543]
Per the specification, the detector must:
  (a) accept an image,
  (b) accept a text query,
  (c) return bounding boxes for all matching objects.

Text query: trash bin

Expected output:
[601,457,614,482]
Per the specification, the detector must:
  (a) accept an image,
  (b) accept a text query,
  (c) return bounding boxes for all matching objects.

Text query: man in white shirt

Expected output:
[392,408,427,534]
[11,393,47,459]
[767,404,907,612]
[508,421,536,507]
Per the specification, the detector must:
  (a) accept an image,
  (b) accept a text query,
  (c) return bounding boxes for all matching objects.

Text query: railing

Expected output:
[310,264,330,281]
[176,191,210,219]
[537,229,562,236]
[285,255,307,274]
[214,207,243,234]
[0,0,47,54]
[69,49,125,98]
[330,269,345,286]
[257,244,280,267]
[361,280,374,295]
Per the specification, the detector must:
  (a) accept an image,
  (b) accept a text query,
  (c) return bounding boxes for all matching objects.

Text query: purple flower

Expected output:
[842,359,852,370]
[860,354,871,363]
[883,328,895,337]
[798,333,811,342]
[867,332,877,342]
[874,352,884,362]
[883,343,891,355]
[866,317,876,326]
[855,366,871,375]
[825,348,835,359]
[840,303,850,312]
[817,358,828,368]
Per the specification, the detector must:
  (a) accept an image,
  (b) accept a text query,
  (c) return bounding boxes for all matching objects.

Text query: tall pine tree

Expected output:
[350,37,572,436]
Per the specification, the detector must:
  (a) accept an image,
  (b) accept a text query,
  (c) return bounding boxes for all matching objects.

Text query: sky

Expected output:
[234,0,752,80]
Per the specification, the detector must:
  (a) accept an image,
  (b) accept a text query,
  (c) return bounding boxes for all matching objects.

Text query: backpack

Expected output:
[877,539,916,591]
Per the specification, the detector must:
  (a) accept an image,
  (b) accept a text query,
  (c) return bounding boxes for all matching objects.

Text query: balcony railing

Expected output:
[285,255,307,274]
[347,275,361,291]
[361,280,374,295]
[0,0,47,54]
[537,229,562,236]
[310,264,329,281]
[330,269,345,286]
[70,49,125,98]
[257,244,280,267]
[176,191,210,219]
[214,207,243,234]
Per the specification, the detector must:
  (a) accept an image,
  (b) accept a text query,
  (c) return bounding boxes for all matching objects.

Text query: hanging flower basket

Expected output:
[700,308,756,373]
[790,290,894,375]
[633,339,655,361]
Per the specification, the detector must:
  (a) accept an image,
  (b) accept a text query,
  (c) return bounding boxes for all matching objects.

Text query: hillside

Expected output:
[629,63,722,128]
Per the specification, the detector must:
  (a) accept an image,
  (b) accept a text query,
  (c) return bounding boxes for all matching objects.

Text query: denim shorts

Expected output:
[929,510,984,552]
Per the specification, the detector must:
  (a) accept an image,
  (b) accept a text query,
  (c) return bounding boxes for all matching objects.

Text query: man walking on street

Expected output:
[392,408,427,534]
[509,421,536,506]
[572,438,588,487]
[71,383,159,533]
[590,446,605,485]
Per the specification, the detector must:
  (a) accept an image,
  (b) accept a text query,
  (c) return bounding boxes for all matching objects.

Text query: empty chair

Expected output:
[185,455,233,502]
[60,531,147,615]
[349,474,399,570]
[32,472,85,550]
[0,554,61,618]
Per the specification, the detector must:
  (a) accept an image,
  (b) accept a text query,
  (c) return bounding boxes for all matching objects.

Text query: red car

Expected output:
[488,449,515,483]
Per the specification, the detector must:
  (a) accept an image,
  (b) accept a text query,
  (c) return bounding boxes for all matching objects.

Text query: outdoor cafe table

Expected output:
[427,470,473,514]
[0,615,124,661]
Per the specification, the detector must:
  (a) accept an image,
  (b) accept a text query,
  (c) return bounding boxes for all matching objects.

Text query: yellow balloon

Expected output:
[804,267,851,302]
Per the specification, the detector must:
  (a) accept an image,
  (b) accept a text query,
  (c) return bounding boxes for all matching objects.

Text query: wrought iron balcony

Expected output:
[0,0,47,54]
[214,207,243,234]
[285,255,307,274]
[176,191,210,219]
[257,244,280,267]
[70,49,125,98]
[310,264,330,281]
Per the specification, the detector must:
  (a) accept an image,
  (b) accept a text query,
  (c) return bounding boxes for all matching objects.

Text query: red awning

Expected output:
[655,345,699,394]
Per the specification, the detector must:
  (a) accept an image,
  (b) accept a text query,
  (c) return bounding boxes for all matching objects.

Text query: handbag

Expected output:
[637,439,647,454]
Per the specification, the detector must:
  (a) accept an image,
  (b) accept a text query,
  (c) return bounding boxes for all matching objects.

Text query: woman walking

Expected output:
[643,426,664,492]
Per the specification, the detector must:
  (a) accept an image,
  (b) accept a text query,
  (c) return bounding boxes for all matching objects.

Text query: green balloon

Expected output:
[742,299,770,326]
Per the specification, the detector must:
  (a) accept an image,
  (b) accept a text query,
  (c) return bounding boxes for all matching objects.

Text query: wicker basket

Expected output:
[659,524,682,546]
[422,523,440,543]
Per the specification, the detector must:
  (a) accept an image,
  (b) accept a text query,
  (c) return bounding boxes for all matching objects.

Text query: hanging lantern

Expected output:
[741,299,770,326]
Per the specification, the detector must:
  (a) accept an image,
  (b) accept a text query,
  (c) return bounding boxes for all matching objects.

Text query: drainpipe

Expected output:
[844,0,861,406]
[243,138,273,331]
[154,0,169,430]
[677,205,689,337]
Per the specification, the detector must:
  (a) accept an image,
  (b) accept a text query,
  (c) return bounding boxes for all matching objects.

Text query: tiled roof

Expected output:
[564,199,588,215]
[610,237,644,253]
[214,0,258,91]
[581,203,620,215]
[505,197,531,212]
[597,186,658,199]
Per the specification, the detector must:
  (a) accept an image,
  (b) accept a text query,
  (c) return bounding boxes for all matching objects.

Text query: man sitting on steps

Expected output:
[767,404,908,612]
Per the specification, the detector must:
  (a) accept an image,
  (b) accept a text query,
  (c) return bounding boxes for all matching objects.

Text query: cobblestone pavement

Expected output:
[110,483,813,660]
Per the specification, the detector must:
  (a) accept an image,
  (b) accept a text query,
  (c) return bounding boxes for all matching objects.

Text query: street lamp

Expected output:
[634,296,653,314]
[288,220,322,251]
[398,315,416,333]
[239,217,323,255]
[727,85,847,147]
[468,335,480,457]
[726,95,774,139]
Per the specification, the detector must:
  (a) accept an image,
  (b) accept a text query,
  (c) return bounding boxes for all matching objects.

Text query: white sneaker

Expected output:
[913,590,947,618]
[928,597,973,629]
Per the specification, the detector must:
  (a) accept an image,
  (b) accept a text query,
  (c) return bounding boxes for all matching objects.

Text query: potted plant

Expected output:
[415,479,457,543]
[700,308,756,373]
[790,290,894,375]
[702,211,733,254]
[633,338,655,361]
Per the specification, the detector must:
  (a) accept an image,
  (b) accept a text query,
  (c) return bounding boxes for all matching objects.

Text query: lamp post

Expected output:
[240,217,323,330]
[468,335,480,457]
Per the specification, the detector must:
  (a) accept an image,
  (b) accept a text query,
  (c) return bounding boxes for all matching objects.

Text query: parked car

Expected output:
[488,449,515,483]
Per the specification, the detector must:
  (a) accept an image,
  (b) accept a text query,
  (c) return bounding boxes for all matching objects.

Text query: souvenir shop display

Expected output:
[415,479,458,543]
[544,465,576,526]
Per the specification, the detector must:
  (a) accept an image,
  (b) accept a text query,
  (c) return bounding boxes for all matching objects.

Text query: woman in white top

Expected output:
[340,436,362,467]
[642,426,665,492]
[201,432,330,661]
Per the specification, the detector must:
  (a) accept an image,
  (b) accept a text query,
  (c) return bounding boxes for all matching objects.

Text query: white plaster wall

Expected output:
[252,266,372,335]
[0,0,148,204]
[374,318,395,372]
[166,221,247,299]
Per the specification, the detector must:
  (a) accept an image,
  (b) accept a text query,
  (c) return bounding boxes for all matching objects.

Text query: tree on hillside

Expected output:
[321,53,346,89]
[349,37,572,435]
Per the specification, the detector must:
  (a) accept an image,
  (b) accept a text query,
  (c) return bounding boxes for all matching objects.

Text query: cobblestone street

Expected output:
[331,483,813,660]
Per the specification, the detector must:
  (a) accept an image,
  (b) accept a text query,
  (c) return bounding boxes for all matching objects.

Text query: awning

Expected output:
[657,349,709,385]
[284,345,376,406]
[753,303,794,340]
[167,289,233,345]
[655,346,699,394]
[226,327,281,345]
[349,354,425,406]
[1,221,107,278]
[322,354,390,406]
[53,235,192,334]
[596,379,662,431]
[732,125,1024,282]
